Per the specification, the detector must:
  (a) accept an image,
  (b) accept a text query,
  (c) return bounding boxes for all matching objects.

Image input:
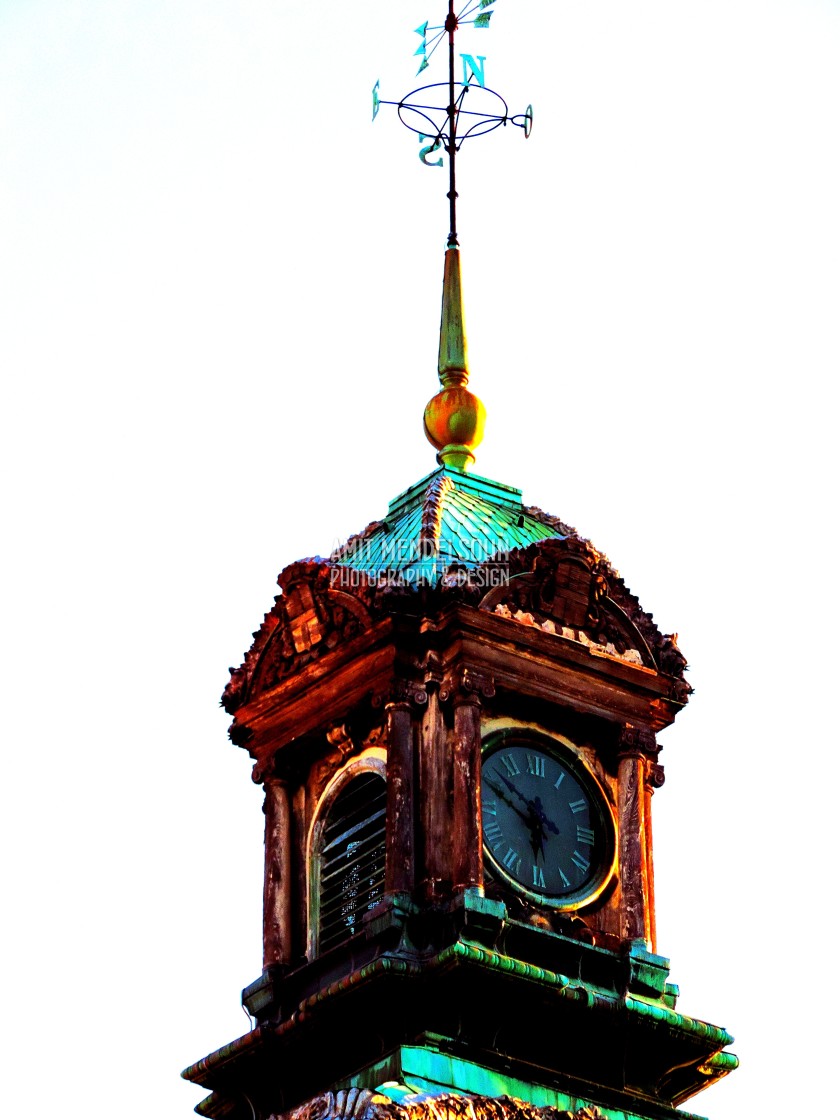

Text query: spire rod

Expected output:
[446,0,459,247]
[422,1,485,471]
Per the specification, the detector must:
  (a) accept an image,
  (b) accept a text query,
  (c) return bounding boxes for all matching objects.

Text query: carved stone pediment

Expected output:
[532,538,608,630]
[250,584,372,694]
[475,539,687,692]
[222,560,378,714]
[479,538,606,630]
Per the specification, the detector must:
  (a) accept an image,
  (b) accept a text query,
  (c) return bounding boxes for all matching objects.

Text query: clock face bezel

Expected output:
[480,729,617,911]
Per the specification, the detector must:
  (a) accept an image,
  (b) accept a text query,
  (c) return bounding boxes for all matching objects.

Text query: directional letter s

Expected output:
[419,134,443,168]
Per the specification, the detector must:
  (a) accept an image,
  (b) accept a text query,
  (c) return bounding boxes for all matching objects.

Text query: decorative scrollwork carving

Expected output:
[474,538,690,688]
[222,560,379,714]
[647,763,666,789]
[326,724,355,759]
[439,667,496,705]
[618,724,658,759]
[273,1092,605,1120]
[388,679,430,708]
[657,633,688,677]
[480,541,609,638]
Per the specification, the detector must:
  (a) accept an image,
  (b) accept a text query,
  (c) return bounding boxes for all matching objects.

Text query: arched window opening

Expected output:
[318,771,386,954]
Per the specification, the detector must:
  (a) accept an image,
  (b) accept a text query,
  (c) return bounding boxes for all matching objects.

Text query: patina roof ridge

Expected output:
[419,473,455,554]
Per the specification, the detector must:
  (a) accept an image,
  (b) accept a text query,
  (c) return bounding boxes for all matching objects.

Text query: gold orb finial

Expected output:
[423,245,486,471]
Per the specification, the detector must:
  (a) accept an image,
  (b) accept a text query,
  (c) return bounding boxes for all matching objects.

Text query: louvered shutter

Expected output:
[318,771,387,954]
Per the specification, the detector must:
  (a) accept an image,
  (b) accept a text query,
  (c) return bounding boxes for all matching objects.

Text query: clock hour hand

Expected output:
[529,819,548,862]
[530,794,560,836]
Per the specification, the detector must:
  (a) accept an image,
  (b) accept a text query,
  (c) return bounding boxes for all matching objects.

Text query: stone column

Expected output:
[262,778,292,969]
[419,681,449,898]
[645,756,666,952]
[440,668,495,893]
[384,682,426,895]
[617,724,657,946]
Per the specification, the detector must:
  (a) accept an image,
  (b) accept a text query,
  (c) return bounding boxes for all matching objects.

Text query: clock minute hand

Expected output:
[498,772,561,838]
[485,777,532,827]
[497,771,534,807]
[492,773,553,862]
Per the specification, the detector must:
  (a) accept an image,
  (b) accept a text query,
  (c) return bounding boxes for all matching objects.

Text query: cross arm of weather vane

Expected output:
[371,0,532,244]
[371,0,533,141]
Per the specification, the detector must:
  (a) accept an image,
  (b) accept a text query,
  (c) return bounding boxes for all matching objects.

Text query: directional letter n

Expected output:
[461,54,486,88]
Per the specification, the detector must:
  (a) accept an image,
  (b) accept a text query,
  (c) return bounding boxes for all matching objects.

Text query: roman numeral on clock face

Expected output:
[532,865,546,889]
[484,820,504,849]
[571,851,590,874]
[526,753,545,777]
[500,753,520,778]
[502,847,521,874]
[576,825,595,845]
[568,798,587,814]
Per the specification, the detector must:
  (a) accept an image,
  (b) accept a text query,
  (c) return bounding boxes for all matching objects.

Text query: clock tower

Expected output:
[183,6,736,1120]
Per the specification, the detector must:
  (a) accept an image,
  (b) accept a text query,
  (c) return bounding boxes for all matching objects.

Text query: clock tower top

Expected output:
[183,5,736,1119]
[183,453,734,1118]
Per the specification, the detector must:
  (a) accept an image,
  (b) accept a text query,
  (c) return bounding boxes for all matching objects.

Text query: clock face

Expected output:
[480,733,614,908]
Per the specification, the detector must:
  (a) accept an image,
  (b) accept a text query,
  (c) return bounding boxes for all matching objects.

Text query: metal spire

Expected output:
[373,1,531,471]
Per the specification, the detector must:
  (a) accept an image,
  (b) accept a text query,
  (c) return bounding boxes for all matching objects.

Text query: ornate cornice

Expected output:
[223,535,690,722]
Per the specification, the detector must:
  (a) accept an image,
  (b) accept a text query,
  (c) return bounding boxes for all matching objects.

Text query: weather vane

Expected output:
[372,0,532,248]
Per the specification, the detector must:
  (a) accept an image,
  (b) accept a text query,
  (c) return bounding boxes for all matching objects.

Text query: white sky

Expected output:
[2,2,838,1117]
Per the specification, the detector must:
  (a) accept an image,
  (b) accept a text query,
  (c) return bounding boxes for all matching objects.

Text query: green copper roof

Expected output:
[333,467,570,585]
